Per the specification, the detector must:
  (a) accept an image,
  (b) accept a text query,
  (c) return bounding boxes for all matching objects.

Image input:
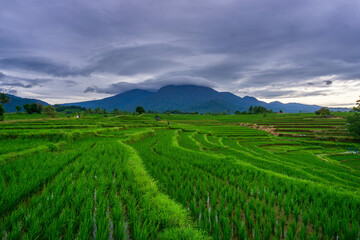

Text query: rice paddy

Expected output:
[0,113,359,239]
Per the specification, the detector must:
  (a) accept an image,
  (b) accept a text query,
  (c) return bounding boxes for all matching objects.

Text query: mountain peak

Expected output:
[243,96,258,101]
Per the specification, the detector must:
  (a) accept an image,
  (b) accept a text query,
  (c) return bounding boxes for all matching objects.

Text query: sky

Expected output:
[0,0,360,107]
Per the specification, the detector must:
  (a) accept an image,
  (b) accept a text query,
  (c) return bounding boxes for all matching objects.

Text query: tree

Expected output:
[94,107,101,114]
[235,110,241,115]
[253,106,267,114]
[347,114,360,138]
[54,105,86,114]
[43,105,57,117]
[136,106,145,114]
[353,97,360,112]
[247,105,272,114]
[23,103,42,114]
[0,104,4,121]
[0,93,10,104]
[16,106,21,113]
[347,96,360,138]
[112,108,120,115]
[0,93,10,119]
[23,104,32,114]
[37,103,43,113]
[315,107,331,117]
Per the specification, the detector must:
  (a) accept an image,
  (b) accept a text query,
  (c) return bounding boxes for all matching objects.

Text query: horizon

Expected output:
[1,1,360,108]
[6,84,354,109]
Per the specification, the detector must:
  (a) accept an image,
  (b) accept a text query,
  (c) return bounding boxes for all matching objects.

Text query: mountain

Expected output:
[190,99,238,113]
[64,89,153,110]
[2,94,49,112]
[63,85,349,113]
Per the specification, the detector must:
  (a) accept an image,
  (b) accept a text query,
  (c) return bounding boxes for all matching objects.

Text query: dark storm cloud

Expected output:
[1,0,360,102]
[85,75,215,94]
[0,44,187,77]
[175,60,247,83]
[0,88,17,95]
[0,72,50,89]
[84,83,138,94]
[86,44,189,75]
[0,57,89,77]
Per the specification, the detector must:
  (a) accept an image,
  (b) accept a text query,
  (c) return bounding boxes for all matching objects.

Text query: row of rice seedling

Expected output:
[249,113,353,142]
[0,115,162,133]
[131,129,360,239]
[341,160,360,170]
[326,153,360,170]
[0,138,59,155]
[328,153,360,161]
[1,138,99,239]
[177,131,204,152]
[0,139,93,217]
[176,127,360,192]
[1,121,207,239]
[118,133,208,239]
[220,137,360,190]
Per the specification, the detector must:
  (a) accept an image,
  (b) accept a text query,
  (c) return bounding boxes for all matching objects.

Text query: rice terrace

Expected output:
[0,110,359,239]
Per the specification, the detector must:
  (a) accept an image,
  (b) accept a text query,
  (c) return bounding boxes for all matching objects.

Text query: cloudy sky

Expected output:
[0,0,360,107]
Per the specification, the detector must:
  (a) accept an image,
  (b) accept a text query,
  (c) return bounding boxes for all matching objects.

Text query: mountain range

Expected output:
[2,85,348,113]
[63,85,348,113]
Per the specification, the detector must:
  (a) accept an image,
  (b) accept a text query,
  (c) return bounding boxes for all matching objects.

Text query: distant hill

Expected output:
[63,85,349,113]
[2,94,49,112]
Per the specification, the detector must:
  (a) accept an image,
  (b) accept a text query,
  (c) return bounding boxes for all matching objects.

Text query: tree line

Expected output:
[235,106,274,115]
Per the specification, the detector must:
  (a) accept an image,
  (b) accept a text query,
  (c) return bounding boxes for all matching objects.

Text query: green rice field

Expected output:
[1,113,359,239]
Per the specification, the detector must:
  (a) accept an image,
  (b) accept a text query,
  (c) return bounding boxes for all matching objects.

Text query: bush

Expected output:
[315,107,331,117]
[136,106,145,114]
[43,105,57,117]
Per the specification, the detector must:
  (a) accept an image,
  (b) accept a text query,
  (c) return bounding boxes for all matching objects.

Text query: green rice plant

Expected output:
[276,222,282,240]
[253,222,261,239]
[118,135,209,239]
[1,113,359,239]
